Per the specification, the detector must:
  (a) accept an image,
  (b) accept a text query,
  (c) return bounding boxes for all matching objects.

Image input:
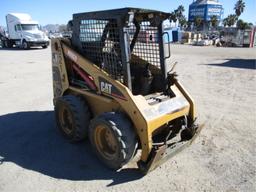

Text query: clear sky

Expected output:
[0,0,255,26]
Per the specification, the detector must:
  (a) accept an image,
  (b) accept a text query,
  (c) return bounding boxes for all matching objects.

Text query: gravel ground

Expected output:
[0,45,255,192]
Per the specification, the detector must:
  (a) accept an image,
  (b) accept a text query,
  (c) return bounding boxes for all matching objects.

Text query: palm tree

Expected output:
[223,14,238,27]
[179,15,187,30]
[228,14,238,27]
[194,17,203,31]
[169,11,177,23]
[223,18,228,27]
[176,5,185,18]
[236,19,250,30]
[170,5,185,27]
[210,15,218,29]
[173,5,187,29]
[234,0,245,17]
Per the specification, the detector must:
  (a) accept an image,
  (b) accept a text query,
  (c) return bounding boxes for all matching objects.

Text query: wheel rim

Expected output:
[58,105,74,135]
[94,124,119,160]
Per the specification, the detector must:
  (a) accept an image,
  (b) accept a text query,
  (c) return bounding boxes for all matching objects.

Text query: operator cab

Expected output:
[71,8,171,96]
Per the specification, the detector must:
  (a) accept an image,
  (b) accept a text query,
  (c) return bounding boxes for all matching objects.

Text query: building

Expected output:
[188,0,224,31]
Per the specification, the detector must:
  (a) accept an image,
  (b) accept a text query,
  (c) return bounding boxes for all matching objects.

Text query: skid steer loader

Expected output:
[51,8,203,174]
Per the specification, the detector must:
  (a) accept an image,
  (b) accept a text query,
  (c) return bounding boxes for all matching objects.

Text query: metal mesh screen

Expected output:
[79,19,123,81]
[78,18,161,83]
[127,21,160,68]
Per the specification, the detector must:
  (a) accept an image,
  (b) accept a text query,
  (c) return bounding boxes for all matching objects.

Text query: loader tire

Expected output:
[89,112,137,170]
[55,95,91,142]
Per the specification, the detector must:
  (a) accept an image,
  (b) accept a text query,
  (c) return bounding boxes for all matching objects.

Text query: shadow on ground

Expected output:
[0,111,143,186]
[205,59,256,70]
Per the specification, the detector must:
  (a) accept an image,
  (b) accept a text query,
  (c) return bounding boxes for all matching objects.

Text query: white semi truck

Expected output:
[0,13,49,49]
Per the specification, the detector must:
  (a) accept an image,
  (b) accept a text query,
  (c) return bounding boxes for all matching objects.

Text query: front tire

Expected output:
[55,95,91,142]
[22,40,30,50]
[89,112,138,170]
[42,45,48,49]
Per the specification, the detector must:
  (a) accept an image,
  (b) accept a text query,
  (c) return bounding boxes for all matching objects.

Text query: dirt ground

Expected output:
[0,45,255,192]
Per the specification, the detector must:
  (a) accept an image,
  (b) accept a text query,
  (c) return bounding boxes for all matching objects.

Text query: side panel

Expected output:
[51,39,69,101]
[69,86,121,116]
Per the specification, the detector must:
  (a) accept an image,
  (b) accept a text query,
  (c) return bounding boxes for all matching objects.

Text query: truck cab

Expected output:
[5,13,49,49]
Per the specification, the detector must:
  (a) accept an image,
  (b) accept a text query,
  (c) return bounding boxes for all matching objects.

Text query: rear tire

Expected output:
[42,45,48,49]
[89,112,138,170]
[55,95,91,142]
[2,40,9,48]
[1,40,6,48]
